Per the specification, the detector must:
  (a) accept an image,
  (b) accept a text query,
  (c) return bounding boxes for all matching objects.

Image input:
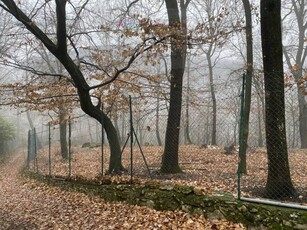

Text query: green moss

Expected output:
[23,171,307,229]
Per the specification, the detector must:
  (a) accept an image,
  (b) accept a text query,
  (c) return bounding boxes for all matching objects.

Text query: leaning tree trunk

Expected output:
[1,0,125,175]
[260,0,296,199]
[52,9,125,174]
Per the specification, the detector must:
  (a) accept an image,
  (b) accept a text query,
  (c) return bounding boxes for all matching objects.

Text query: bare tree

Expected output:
[282,0,307,148]
[160,0,191,173]
[261,0,296,198]
[238,0,253,174]
[0,0,163,174]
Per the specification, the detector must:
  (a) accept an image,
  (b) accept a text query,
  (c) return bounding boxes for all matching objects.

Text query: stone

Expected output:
[294,224,307,230]
[192,208,204,215]
[282,220,293,228]
[254,215,262,222]
[181,205,191,213]
[175,186,194,194]
[238,205,248,213]
[193,187,203,195]
[146,200,155,209]
[207,210,225,220]
[250,208,258,213]
[159,182,174,191]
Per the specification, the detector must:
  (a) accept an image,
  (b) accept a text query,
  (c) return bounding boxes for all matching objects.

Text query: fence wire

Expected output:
[238,71,306,209]
[27,72,306,209]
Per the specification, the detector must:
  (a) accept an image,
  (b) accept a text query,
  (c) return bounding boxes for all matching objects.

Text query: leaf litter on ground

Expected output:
[0,149,245,229]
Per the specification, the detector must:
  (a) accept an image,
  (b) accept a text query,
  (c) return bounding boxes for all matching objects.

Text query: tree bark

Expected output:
[205,44,217,146]
[121,113,126,145]
[59,105,68,159]
[260,0,296,198]
[257,96,264,147]
[239,0,253,174]
[160,0,189,173]
[155,96,162,146]
[297,87,307,148]
[184,55,192,145]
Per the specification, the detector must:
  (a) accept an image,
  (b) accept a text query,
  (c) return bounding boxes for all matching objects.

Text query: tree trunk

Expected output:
[290,100,297,148]
[105,114,125,174]
[155,96,162,146]
[184,95,192,145]
[184,55,192,145]
[239,0,253,174]
[254,73,266,147]
[121,113,126,145]
[54,42,124,175]
[260,0,296,198]
[284,57,307,149]
[282,1,307,148]
[0,0,125,175]
[206,48,217,145]
[59,105,68,159]
[87,117,93,143]
[160,0,189,173]
[257,96,264,147]
[296,84,307,148]
[114,117,121,145]
[113,105,121,145]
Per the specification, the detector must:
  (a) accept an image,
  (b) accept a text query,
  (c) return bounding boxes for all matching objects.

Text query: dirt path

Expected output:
[0,151,244,229]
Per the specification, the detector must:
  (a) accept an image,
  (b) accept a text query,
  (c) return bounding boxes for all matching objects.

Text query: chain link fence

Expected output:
[27,72,306,209]
[239,72,307,208]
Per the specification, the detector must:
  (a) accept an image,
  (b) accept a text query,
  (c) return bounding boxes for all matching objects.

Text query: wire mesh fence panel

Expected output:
[124,79,243,194]
[25,77,243,192]
[25,71,306,209]
[27,129,36,170]
[239,72,307,207]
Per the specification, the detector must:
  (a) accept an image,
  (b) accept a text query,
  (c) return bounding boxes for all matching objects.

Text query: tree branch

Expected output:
[0,0,57,53]
[0,60,69,80]
[67,35,80,67]
[89,36,168,90]
[126,0,140,15]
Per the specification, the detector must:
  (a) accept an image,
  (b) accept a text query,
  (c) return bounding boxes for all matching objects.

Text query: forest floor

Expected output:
[0,149,245,229]
[32,144,307,206]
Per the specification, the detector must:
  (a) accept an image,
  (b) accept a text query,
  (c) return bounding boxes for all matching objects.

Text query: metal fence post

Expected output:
[48,123,51,176]
[129,95,133,183]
